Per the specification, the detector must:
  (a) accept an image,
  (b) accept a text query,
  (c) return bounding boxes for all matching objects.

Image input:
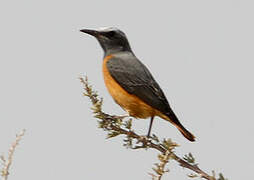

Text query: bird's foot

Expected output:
[139,135,149,141]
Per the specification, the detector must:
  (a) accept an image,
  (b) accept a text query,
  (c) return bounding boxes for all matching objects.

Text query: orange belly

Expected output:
[102,55,156,119]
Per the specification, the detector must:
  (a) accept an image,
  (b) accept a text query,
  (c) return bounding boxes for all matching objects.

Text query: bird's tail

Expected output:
[163,112,196,142]
[175,122,196,142]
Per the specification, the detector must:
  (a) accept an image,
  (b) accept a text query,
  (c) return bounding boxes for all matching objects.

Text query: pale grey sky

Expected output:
[0,0,253,180]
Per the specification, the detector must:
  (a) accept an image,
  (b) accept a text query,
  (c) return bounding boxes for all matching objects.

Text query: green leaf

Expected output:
[161,138,179,151]
[188,173,198,178]
[124,119,132,129]
[218,173,228,180]
[107,131,120,139]
[183,153,196,165]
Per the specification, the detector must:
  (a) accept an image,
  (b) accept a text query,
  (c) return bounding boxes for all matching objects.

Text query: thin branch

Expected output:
[1,129,26,180]
[150,150,171,180]
[80,76,225,180]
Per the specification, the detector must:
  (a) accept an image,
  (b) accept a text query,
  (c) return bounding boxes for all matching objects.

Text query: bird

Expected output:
[80,27,195,142]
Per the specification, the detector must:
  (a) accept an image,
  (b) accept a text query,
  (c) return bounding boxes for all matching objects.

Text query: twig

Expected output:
[151,150,171,180]
[1,129,26,180]
[80,76,224,180]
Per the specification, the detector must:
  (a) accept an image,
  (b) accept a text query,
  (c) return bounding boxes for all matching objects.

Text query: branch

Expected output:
[80,76,227,180]
[1,129,26,180]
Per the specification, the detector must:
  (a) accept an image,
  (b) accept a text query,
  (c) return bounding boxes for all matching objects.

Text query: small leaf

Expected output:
[188,173,198,178]
[183,153,196,165]
[124,119,132,129]
[151,134,159,143]
[107,131,120,139]
[161,138,179,151]
[218,173,228,180]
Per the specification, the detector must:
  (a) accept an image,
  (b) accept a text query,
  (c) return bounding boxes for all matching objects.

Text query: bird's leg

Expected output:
[147,116,154,138]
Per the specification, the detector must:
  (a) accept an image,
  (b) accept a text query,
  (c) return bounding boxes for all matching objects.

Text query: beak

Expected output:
[80,29,99,37]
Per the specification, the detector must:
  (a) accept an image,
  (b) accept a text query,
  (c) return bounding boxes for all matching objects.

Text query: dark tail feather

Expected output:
[175,123,196,142]
[165,112,196,142]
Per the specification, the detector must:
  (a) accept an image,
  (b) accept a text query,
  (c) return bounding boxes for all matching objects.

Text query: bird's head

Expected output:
[80,27,132,55]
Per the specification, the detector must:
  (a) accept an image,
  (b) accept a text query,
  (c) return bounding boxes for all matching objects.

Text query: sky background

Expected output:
[0,0,253,180]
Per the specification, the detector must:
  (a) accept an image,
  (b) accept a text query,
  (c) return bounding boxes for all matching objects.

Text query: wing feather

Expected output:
[106,53,171,115]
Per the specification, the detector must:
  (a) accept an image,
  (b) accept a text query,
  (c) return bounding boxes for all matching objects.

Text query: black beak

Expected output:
[80,29,99,37]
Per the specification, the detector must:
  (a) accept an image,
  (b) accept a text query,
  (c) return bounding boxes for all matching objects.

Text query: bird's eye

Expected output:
[107,31,116,37]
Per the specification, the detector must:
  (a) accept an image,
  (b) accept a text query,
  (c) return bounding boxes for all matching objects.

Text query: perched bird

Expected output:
[80,27,195,141]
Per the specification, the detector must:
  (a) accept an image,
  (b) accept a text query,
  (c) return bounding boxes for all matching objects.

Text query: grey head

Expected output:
[80,27,132,56]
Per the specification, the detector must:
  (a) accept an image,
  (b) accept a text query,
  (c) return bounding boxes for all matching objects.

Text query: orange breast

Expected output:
[102,55,156,119]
